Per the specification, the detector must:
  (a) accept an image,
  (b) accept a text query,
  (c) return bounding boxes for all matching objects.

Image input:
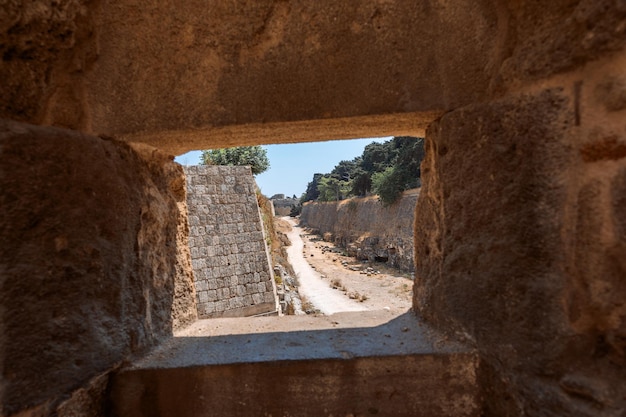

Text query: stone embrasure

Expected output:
[184,165,278,318]
[110,311,481,417]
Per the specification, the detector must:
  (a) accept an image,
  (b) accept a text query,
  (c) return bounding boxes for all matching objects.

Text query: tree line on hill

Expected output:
[201,146,270,175]
[300,136,425,206]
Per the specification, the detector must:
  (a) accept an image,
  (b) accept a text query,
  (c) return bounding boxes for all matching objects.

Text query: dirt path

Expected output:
[284,218,366,315]
[283,217,413,315]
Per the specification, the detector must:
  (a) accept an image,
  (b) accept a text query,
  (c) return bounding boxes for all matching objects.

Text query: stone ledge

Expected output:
[111,311,480,417]
[126,310,472,369]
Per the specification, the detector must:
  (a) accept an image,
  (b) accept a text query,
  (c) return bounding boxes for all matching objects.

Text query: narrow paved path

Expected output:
[283,218,366,315]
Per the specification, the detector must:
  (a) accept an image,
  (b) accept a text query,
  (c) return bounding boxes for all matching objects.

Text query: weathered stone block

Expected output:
[0,121,196,415]
[414,84,626,415]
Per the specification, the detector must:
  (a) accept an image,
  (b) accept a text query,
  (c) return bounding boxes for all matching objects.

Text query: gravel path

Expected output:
[284,218,367,315]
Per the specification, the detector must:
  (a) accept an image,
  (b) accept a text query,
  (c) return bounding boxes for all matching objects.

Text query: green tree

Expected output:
[370,137,424,204]
[301,173,323,203]
[350,168,372,197]
[300,136,424,203]
[331,159,359,181]
[371,167,403,205]
[390,136,424,190]
[361,141,397,173]
[317,176,351,201]
[201,146,270,175]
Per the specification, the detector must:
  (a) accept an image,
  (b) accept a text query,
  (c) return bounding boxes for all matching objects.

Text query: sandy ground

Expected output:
[284,218,366,315]
[282,217,413,316]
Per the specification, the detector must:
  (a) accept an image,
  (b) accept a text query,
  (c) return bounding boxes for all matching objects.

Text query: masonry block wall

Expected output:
[184,165,277,318]
[300,192,418,272]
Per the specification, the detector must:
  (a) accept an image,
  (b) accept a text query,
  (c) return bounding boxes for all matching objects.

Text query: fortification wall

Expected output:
[300,191,418,271]
[271,197,299,216]
[184,166,277,318]
[0,120,197,416]
[414,40,626,417]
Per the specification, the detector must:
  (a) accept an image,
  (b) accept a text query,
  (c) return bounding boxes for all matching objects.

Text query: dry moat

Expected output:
[276,217,413,316]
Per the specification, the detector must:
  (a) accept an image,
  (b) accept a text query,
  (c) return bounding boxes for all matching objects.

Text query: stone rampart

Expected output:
[0,121,197,416]
[184,166,277,318]
[271,197,299,216]
[300,191,418,272]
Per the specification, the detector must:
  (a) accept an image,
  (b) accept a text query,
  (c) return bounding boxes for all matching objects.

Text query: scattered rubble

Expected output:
[274,264,306,315]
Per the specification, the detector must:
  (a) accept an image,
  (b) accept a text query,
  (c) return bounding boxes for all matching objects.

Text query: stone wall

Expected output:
[300,191,418,272]
[0,0,499,153]
[0,120,196,416]
[184,166,278,318]
[414,28,626,417]
[2,1,626,416]
[271,196,299,216]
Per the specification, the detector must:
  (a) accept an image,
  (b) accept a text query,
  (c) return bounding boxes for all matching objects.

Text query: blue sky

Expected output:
[174,137,390,198]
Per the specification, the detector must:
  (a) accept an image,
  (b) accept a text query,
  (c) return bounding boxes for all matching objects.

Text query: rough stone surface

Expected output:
[114,356,479,417]
[3,1,625,154]
[169,177,198,330]
[493,0,626,90]
[111,311,481,417]
[55,371,110,417]
[87,0,496,134]
[1,1,626,416]
[414,59,626,416]
[270,195,298,216]
[0,0,97,127]
[184,165,277,318]
[300,192,418,271]
[0,120,195,416]
[0,0,496,153]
